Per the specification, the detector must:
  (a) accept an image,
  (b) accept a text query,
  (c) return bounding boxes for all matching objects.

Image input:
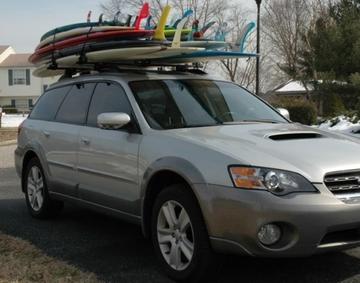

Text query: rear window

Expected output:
[29,86,71,121]
[55,83,95,125]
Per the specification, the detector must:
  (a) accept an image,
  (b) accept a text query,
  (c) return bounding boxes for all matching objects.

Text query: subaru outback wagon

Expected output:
[15,70,360,282]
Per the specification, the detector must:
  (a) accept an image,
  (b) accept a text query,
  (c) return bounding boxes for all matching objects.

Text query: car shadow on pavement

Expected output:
[0,197,359,283]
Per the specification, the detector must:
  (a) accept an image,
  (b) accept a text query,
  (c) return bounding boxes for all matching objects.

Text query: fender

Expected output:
[22,141,52,187]
[140,156,207,236]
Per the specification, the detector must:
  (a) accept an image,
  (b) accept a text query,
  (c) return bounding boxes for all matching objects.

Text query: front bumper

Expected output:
[195,183,360,257]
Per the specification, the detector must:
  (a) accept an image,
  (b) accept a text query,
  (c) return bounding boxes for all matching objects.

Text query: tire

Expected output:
[23,157,63,219]
[151,184,216,282]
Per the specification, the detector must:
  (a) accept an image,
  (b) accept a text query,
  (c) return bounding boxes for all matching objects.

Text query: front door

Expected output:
[77,82,142,215]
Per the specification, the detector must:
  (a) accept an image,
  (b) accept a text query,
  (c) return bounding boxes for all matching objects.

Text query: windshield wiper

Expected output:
[181,119,282,128]
[223,119,282,125]
[182,123,222,128]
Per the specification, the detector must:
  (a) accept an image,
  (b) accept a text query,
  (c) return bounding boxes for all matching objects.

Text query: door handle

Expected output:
[81,137,90,145]
[42,130,50,137]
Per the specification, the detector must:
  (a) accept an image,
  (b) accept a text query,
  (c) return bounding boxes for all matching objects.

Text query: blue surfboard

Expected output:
[154,50,257,64]
[169,50,256,59]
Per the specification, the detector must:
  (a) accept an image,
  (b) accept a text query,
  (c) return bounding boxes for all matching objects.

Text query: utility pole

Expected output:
[255,0,262,96]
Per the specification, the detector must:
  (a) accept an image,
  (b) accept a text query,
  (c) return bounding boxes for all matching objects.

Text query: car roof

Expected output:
[49,69,216,90]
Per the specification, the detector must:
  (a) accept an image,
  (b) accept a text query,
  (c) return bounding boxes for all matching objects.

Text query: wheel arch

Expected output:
[140,157,208,238]
[21,143,50,193]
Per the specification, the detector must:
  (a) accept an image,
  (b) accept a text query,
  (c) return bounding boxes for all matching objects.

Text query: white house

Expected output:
[272,80,315,98]
[0,45,58,111]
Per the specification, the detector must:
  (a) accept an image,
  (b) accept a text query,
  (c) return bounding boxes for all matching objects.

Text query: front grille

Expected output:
[324,171,360,196]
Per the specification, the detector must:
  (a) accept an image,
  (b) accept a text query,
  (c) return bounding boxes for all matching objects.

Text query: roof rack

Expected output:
[57,61,207,80]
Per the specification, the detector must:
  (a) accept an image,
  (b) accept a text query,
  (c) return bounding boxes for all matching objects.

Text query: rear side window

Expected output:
[87,82,132,127]
[30,86,71,121]
[56,83,95,125]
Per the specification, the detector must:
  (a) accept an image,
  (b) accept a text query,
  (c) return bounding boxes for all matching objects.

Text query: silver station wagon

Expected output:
[15,70,360,282]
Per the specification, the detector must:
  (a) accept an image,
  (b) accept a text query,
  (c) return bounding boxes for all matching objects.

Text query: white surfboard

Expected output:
[36,26,134,50]
[85,47,202,61]
[180,41,228,50]
[35,46,164,66]
[33,66,65,78]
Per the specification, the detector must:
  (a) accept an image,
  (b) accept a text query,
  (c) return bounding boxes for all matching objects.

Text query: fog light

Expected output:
[258,224,281,246]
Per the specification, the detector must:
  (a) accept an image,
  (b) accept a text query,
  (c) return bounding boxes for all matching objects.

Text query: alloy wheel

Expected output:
[27,166,44,212]
[157,200,195,271]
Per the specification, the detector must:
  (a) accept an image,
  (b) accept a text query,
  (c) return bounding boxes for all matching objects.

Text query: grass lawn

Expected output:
[0,232,99,283]
[0,128,17,143]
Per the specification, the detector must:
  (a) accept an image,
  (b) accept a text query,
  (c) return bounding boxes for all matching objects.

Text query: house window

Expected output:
[12,69,27,85]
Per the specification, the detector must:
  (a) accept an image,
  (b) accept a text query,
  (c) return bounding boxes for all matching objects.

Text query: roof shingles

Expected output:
[0,53,33,67]
[0,45,10,54]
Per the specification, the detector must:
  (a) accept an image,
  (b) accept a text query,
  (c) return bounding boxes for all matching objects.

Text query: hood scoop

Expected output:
[267,132,324,141]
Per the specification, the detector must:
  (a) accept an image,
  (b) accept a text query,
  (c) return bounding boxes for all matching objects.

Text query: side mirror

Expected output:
[277,108,290,120]
[97,112,131,130]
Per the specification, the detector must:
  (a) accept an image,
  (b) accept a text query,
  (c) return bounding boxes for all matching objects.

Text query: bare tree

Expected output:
[262,0,312,79]
[299,0,332,81]
[215,6,263,92]
[219,40,271,93]
[100,0,228,27]
[100,0,129,19]
[173,0,227,27]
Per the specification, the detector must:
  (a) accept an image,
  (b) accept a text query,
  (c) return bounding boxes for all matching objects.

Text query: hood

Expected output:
[166,123,360,183]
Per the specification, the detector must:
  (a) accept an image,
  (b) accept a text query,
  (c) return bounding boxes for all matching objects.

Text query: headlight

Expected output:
[228,166,317,196]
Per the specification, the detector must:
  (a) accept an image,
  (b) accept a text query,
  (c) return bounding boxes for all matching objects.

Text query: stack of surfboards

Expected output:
[30,3,257,77]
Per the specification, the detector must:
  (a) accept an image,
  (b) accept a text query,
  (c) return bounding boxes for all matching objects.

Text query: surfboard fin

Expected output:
[113,11,121,24]
[132,16,139,27]
[169,13,179,28]
[134,3,150,30]
[87,11,92,23]
[200,21,216,37]
[173,9,193,28]
[145,16,152,30]
[215,22,229,41]
[232,22,256,52]
[153,5,171,41]
[98,14,104,25]
[187,20,198,41]
[126,15,133,27]
[172,10,193,48]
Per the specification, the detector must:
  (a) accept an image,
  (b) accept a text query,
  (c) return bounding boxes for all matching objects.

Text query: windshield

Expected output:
[129,80,287,130]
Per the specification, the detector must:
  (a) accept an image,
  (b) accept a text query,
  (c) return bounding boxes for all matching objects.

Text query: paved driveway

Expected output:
[0,144,359,283]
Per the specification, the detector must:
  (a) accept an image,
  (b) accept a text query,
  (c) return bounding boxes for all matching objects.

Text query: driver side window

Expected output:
[87,82,132,128]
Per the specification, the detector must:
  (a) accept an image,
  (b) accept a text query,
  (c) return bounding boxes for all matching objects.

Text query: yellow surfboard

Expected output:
[153,5,171,41]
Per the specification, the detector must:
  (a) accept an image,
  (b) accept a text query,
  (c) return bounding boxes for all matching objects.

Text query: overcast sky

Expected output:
[1,0,256,53]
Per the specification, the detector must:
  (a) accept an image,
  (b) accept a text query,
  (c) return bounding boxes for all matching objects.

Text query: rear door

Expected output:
[77,82,142,215]
[48,82,95,196]
[27,85,73,193]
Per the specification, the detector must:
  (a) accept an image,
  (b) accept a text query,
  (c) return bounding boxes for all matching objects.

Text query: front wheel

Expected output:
[151,184,216,282]
[24,157,63,219]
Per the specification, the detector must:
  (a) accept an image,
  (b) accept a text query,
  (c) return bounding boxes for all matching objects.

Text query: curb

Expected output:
[0,140,17,147]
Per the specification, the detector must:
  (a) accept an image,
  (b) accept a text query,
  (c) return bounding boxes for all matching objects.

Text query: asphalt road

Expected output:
[0,144,359,283]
